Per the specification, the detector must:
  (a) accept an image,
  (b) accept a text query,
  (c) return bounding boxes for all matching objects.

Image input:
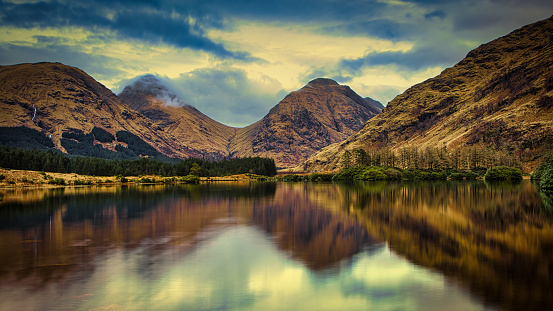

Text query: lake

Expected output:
[0,181,551,310]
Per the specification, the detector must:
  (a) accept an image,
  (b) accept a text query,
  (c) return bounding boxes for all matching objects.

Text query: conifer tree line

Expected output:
[341,144,520,171]
[0,146,277,177]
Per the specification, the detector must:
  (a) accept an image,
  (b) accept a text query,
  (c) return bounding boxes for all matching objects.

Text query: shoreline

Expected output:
[0,168,263,189]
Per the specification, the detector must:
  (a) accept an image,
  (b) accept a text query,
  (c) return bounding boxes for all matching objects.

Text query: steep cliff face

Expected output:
[230,78,381,167]
[0,62,200,158]
[301,15,553,172]
[118,76,237,160]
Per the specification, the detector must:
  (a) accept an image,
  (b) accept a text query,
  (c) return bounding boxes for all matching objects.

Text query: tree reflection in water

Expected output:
[0,181,551,310]
[335,180,553,311]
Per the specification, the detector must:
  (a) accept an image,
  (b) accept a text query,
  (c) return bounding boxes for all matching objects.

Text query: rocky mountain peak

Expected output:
[306,78,340,87]
[119,75,188,111]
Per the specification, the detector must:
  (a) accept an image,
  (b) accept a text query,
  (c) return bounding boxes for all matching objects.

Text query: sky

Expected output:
[1,0,552,127]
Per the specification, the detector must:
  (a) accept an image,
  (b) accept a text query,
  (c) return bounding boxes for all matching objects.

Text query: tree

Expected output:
[341,150,352,169]
[352,148,367,167]
[190,163,202,176]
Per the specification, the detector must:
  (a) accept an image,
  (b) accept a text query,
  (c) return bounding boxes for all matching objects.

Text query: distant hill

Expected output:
[301,15,553,173]
[229,78,382,167]
[364,97,384,110]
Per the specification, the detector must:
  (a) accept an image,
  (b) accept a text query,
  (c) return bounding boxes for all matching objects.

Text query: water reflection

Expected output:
[335,180,553,311]
[0,181,551,310]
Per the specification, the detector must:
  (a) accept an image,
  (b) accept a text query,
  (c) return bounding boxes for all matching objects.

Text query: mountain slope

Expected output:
[118,75,237,160]
[0,62,200,159]
[0,63,380,167]
[301,15,553,172]
[229,78,381,167]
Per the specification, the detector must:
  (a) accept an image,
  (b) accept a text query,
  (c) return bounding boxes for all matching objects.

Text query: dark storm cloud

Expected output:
[340,43,466,72]
[0,0,246,59]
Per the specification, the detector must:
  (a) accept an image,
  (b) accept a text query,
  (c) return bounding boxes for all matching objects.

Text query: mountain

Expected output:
[118,75,236,160]
[0,64,380,167]
[364,97,384,110]
[118,76,381,167]
[0,62,203,159]
[229,78,382,167]
[301,15,553,173]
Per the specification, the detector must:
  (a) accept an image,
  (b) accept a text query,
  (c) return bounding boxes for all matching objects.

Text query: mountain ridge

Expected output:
[0,63,382,167]
[299,15,553,173]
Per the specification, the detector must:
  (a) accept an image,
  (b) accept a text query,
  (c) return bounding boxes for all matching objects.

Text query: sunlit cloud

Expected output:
[1,0,553,125]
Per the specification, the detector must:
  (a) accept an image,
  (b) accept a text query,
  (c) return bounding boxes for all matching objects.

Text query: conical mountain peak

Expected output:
[306,78,340,87]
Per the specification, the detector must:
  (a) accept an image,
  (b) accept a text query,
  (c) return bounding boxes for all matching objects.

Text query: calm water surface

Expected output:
[0,181,551,310]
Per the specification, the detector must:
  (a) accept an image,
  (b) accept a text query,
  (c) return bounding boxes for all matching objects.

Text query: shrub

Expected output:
[531,160,549,180]
[140,177,153,183]
[540,167,553,189]
[358,168,387,181]
[74,179,92,185]
[332,166,367,181]
[484,166,523,181]
[308,173,335,182]
[449,172,464,180]
[282,174,305,182]
[181,174,200,184]
[464,171,479,180]
[48,177,66,185]
[384,168,402,181]
[431,172,448,180]
[120,177,128,183]
[8,180,15,184]
[0,174,5,180]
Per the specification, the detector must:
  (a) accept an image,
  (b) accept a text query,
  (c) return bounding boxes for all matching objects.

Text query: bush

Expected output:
[332,166,367,181]
[464,171,479,180]
[0,174,5,180]
[120,177,128,183]
[540,167,553,189]
[449,172,465,180]
[74,179,92,185]
[384,169,402,181]
[308,173,335,182]
[181,174,200,184]
[531,159,549,180]
[484,166,523,181]
[358,168,387,181]
[48,177,66,185]
[282,174,305,182]
[431,172,448,180]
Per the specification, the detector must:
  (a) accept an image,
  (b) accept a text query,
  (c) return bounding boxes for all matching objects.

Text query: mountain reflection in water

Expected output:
[0,181,551,310]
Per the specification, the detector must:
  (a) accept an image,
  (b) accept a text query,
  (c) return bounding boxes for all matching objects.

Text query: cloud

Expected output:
[0,0,249,59]
[166,67,287,127]
[0,41,126,80]
[424,10,447,20]
[2,0,553,121]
